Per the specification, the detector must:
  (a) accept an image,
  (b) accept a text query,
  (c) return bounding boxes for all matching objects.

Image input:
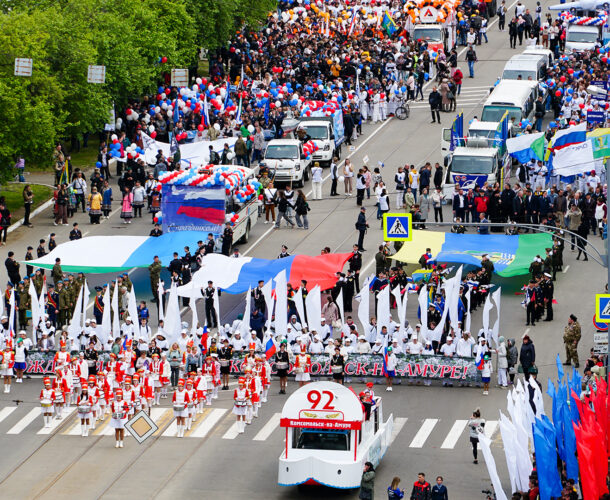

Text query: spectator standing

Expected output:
[465,45,477,77]
[0,202,10,246]
[467,408,485,464]
[431,477,448,500]
[22,184,34,228]
[121,187,134,224]
[519,335,535,380]
[387,477,405,499]
[359,462,375,500]
[311,162,323,200]
[410,473,431,500]
[428,87,442,124]
[355,207,369,251]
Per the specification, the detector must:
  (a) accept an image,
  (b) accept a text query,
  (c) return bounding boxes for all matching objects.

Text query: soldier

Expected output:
[221,222,233,256]
[57,281,70,328]
[52,258,63,286]
[93,287,104,324]
[541,273,554,322]
[122,273,133,292]
[148,256,162,303]
[33,269,44,296]
[17,281,30,330]
[480,254,494,284]
[529,255,543,279]
[563,314,581,368]
[348,244,363,292]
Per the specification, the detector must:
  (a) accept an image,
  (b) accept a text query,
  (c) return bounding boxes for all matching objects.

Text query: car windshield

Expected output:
[502,69,536,81]
[296,429,350,451]
[469,129,495,139]
[414,28,441,41]
[451,155,496,174]
[567,31,598,43]
[481,105,521,123]
[302,125,328,140]
[265,145,299,159]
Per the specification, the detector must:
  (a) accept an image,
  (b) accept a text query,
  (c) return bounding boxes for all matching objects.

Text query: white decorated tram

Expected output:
[278,381,394,489]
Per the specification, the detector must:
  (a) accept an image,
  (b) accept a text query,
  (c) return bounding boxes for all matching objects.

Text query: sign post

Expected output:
[383,213,413,241]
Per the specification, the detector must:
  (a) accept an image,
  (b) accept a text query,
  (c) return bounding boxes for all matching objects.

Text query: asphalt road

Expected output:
[0,3,607,497]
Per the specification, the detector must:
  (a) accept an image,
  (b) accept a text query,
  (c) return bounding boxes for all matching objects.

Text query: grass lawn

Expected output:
[1,184,55,221]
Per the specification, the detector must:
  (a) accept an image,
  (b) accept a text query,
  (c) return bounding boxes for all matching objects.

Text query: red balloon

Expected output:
[603,57,608,64]
[555,90,562,97]
[270,103,276,109]
[153,217,158,223]
[605,103,609,110]
[126,108,132,115]
[579,103,585,109]
[567,68,574,75]
[112,138,118,144]
[569,120,576,125]
[161,56,168,63]
[157,94,163,101]
[198,124,204,131]
[151,131,157,139]
[559,76,566,82]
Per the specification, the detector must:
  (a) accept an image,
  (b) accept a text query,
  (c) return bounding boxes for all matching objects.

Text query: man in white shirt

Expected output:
[406,335,424,355]
[344,338,355,354]
[456,331,475,357]
[366,319,378,345]
[308,336,324,354]
[390,338,404,355]
[319,318,332,344]
[440,337,456,357]
[231,331,246,351]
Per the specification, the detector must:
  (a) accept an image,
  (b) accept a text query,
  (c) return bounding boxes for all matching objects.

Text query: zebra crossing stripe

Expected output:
[37,409,75,435]
[253,413,281,441]
[440,420,468,449]
[0,406,17,424]
[7,409,39,435]
[189,408,227,438]
[222,422,241,440]
[409,418,438,448]
[389,417,408,445]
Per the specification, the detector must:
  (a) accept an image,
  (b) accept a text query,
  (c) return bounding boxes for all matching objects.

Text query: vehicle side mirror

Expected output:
[300,154,306,160]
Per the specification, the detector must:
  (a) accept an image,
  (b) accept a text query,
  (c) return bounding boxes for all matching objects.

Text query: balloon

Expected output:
[568,68,574,75]
[579,103,585,109]
[95,161,102,168]
[424,72,429,80]
[214,123,220,131]
[151,131,157,139]
[198,124,204,131]
[555,90,562,97]
[161,56,168,63]
[338,176,345,182]
[559,76,566,82]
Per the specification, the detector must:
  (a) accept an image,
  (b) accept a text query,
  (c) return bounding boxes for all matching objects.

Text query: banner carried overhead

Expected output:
[392,231,552,277]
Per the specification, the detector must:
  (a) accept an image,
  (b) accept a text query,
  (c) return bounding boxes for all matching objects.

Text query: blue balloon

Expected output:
[401,86,407,93]
[111,151,121,158]
[337,95,343,102]
[566,96,572,102]
[359,64,363,69]
[424,72,429,80]
[567,88,574,94]
[394,90,399,95]
[95,161,102,168]
[317,79,322,85]
[158,86,164,93]
[190,103,196,110]
[270,82,277,88]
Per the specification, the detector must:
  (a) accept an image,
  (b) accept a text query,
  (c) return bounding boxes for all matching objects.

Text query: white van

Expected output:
[565,25,600,54]
[523,46,554,66]
[481,80,539,124]
[501,54,547,82]
[441,120,512,158]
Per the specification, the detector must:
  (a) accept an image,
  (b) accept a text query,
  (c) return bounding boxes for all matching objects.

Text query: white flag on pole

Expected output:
[478,433,509,500]
[101,285,111,344]
[274,270,288,339]
[294,287,307,328]
[68,286,84,342]
[491,287,502,347]
[356,276,371,336]
[240,288,252,338]
[111,284,120,339]
[28,279,40,344]
[336,288,345,326]
[305,285,322,335]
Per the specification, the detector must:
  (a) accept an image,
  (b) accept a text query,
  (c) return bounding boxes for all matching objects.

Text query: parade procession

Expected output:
[2,0,610,496]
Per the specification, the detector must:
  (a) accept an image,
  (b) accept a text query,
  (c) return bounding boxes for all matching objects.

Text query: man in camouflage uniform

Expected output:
[563,314,581,368]
[33,269,44,296]
[17,281,30,330]
[57,281,70,328]
[148,256,163,303]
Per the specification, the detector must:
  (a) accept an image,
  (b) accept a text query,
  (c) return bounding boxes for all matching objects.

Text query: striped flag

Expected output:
[236,94,243,125]
[265,337,277,360]
[348,9,358,36]
[202,94,210,128]
[200,325,208,354]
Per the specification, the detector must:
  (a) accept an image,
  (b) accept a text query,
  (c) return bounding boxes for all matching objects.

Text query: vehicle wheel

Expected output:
[239,220,251,244]
[395,106,408,120]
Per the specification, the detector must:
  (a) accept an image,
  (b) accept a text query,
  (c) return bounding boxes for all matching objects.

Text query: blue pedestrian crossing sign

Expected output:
[383,213,412,241]
[595,294,610,322]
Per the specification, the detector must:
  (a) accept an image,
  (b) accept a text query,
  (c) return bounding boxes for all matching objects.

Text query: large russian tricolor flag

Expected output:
[550,122,586,151]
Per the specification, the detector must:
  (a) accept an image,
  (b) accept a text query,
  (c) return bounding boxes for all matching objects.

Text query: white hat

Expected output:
[416,323,422,328]
[85,319,90,325]
[180,329,187,334]
[320,317,326,322]
[358,335,365,340]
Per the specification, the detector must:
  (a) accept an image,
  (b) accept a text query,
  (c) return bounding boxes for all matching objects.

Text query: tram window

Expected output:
[294,429,350,451]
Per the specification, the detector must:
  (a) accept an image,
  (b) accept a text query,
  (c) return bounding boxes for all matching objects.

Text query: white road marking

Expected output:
[37,409,75,435]
[190,408,227,438]
[7,408,39,434]
[0,406,17,424]
[389,417,407,445]
[562,265,570,273]
[253,413,281,441]
[440,419,468,449]
[409,418,438,448]
[222,421,240,440]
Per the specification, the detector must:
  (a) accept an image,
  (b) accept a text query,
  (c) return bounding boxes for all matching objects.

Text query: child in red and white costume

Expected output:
[131,374,145,415]
[202,355,218,401]
[185,378,197,430]
[245,369,261,423]
[87,376,100,427]
[77,385,95,437]
[138,368,155,415]
[69,357,82,403]
[53,340,70,369]
[294,346,312,387]
[194,368,207,413]
[159,353,171,400]
[212,354,222,395]
[122,377,137,419]
[172,379,189,438]
[62,364,74,408]
[52,367,69,419]
[122,341,136,376]
[39,377,56,428]
[0,345,15,394]
[243,343,257,371]
[110,390,130,448]
[254,356,270,403]
[232,377,250,434]
[77,352,89,388]
[106,353,118,389]
[96,371,111,418]
[151,353,162,404]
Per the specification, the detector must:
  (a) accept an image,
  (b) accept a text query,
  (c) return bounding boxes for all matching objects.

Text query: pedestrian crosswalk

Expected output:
[0,404,500,450]
[408,85,491,110]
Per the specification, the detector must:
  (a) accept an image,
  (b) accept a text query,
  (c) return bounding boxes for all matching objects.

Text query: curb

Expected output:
[7,198,55,234]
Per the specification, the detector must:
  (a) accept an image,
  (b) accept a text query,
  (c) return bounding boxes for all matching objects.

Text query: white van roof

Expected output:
[568,24,599,32]
[502,54,544,72]
[523,46,553,59]
[468,120,501,131]
[484,80,538,108]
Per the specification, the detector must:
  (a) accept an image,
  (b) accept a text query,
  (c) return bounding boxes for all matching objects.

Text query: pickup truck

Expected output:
[260,139,312,187]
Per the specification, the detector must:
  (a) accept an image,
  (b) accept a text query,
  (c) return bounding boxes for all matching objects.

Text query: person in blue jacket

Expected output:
[387,476,405,499]
[431,476,448,500]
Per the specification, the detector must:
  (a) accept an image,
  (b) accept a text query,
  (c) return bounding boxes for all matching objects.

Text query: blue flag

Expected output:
[551,380,566,461]
[556,353,564,382]
[173,98,180,124]
[569,367,582,398]
[533,417,563,500]
[561,398,579,481]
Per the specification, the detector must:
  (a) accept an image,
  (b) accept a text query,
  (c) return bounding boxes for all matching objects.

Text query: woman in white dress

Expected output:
[232,377,250,434]
[77,386,94,437]
[110,390,130,448]
[0,346,14,394]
